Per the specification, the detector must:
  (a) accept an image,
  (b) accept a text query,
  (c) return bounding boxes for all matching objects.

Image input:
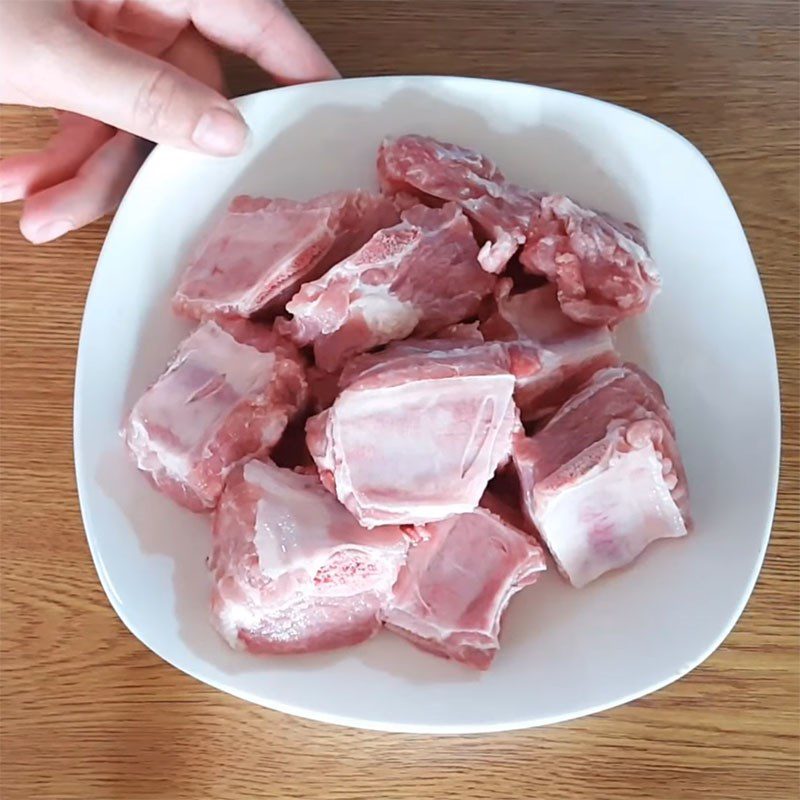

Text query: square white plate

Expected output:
[74,76,779,733]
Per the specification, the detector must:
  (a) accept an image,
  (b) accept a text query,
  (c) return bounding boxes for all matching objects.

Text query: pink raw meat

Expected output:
[210,460,408,654]
[481,280,620,419]
[519,195,661,326]
[173,190,399,320]
[306,364,342,413]
[378,134,542,273]
[517,364,680,484]
[383,505,546,670]
[513,365,690,587]
[307,340,520,528]
[123,320,307,512]
[431,321,485,342]
[336,325,493,390]
[281,202,495,372]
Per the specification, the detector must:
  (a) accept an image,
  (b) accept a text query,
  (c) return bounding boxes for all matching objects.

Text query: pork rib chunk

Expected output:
[123,320,307,512]
[307,340,520,528]
[210,460,408,654]
[173,190,398,320]
[383,505,546,670]
[378,134,542,273]
[513,365,690,588]
[481,280,620,419]
[520,195,661,326]
[282,202,494,372]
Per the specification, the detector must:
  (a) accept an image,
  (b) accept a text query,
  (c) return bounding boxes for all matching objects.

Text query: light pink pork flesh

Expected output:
[513,365,690,588]
[377,134,542,273]
[481,280,621,420]
[306,340,520,528]
[210,460,408,655]
[123,320,307,512]
[336,324,491,389]
[173,190,399,320]
[520,195,661,326]
[383,505,546,670]
[281,202,495,372]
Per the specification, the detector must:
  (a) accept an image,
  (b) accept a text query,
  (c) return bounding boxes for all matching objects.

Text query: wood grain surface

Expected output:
[1,2,798,798]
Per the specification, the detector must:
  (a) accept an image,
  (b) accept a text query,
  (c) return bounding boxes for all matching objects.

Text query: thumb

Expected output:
[31,18,248,156]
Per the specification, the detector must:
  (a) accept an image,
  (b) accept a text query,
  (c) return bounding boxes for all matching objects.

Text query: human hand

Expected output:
[0,0,338,243]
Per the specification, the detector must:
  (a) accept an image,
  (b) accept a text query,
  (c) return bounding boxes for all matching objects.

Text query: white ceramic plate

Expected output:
[74,76,779,734]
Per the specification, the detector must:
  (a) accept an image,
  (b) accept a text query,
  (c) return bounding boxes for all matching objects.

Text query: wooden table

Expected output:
[1,2,797,798]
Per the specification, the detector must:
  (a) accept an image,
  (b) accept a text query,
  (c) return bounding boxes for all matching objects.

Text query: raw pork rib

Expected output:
[123,320,307,512]
[210,460,408,654]
[378,134,542,273]
[173,190,399,320]
[307,340,520,527]
[336,323,490,388]
[520,195,661,326]
[513,365,690,588]
[383,506,546,669]
[481,280,620,419]
[282,202,494,371]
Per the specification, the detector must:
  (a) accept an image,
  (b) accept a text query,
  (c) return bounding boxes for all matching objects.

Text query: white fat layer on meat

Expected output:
[126,416,193,485]
[331,373,516,525]
[348,287,421,339]
[213,600,255,649]
[536,441,687,588]
[244,461,405,590]
[287,230,420,337]
[478,234,521,273]
[128,324,276,480]
[286,275,419,340]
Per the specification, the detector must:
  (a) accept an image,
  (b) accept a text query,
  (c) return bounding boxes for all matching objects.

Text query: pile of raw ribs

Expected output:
[124,134,690,670]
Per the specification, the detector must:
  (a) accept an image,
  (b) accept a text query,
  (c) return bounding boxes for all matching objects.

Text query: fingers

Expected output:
[163,26,226,95]
[10,28,228,244]
[0,113,115,203]
[189,0,339,83]
[24,17,248,155]
[19,132,148,244]
[4,1,334,159]
[2,0,337,244]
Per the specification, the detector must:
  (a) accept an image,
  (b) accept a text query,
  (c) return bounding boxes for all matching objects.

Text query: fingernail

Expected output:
[0,183,24,203]
[192,107,249,156]
[26,219,74,244]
